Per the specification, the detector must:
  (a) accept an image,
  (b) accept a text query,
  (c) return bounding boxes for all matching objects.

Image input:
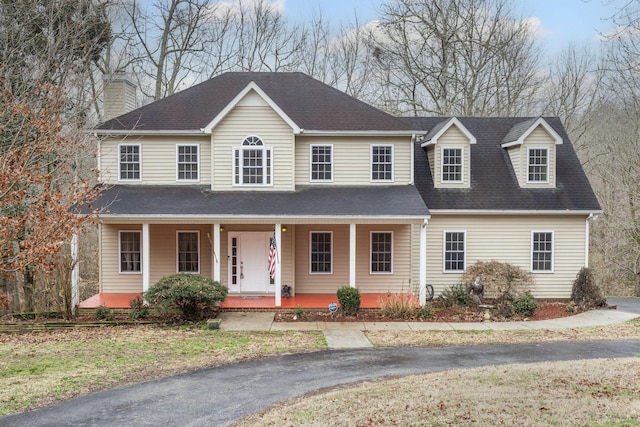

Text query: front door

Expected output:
[228,232,272,293]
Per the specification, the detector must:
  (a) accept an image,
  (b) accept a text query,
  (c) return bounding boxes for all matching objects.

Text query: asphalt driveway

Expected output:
[3,340,640,427]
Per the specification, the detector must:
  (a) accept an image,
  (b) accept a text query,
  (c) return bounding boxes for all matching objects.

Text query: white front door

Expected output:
[228,232,272,293]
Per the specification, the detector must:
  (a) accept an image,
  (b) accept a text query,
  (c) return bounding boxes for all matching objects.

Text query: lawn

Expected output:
[1,320,639,424]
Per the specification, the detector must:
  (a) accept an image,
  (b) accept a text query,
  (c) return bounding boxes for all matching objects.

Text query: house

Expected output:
[76,72,601,310]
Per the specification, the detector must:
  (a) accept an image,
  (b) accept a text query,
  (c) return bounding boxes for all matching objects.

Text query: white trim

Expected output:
[97,214,431,223]
[176,144,200,182]
[585,214,593,268]
[349,224,356,287]
[117,143,142,182]
[142,224,150,293]
[309,231,333,275]
[526,147,550,184]
[309,144,334,183]
[440,146,464,184]
[233,136,273,187]
[300,130,417,137]
[531,230,554,273]
[275,224,282,307]
[213,224,221,282]
[370,144,394,182]
[429,210,601,215]
[176,230,201,274]
[419,222,428,306]
[96,137,102,182]
[420,117,477,147]
[501,117,563,148]
[94,129,206,136]
[118,230,142,274]
[370,231,394,274]
[443,230,466,273]
[203,82,301,133]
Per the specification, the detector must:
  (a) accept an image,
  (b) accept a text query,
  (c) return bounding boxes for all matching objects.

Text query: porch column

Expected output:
[419,220,428,306]
[142,223,150,294]
[213,224,221,282]
[275,224,282,307]
[349,223,356,288]
[71,233,79,314]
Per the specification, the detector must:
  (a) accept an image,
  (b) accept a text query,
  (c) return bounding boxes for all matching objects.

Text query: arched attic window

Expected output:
[233,135,272,185]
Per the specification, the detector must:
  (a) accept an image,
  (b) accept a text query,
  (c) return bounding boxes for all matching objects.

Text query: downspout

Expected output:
[585,213,595,268]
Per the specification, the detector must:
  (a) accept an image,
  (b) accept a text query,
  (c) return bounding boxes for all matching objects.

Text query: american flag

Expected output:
[267,231,277,279]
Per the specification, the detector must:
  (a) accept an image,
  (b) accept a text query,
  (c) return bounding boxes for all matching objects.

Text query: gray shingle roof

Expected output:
[97,72,412,133]
[85,185,430,217]
[405,116,601,212]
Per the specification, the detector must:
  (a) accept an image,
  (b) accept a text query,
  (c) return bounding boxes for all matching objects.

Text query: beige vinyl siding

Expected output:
[426,215,587,299]
[100,136,211,185]
[507,146,522,185]
[212,105,294,191]
[294,224,413,293]
[100,224,213,293]
[356,225,412,293]
[433,126,471,188]
[101,224,143,293]
[295,136,412,185]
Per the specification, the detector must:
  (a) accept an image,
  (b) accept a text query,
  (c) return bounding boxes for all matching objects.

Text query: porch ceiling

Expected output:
[80,184,430,219]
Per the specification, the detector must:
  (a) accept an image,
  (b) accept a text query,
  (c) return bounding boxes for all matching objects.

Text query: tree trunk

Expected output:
[635,271,640,297]
[23,266,34,312]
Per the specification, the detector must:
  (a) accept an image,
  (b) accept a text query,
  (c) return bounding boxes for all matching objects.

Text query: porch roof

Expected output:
[83,184,430,219]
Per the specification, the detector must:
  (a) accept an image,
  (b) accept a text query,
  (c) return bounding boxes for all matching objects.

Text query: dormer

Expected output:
[501,118,562,188]
[420,117,476,189]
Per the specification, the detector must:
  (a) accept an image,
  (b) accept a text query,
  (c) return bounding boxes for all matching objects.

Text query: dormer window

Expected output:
[528,148,548,183]
[234,136,272,186]
[442,147,463,183]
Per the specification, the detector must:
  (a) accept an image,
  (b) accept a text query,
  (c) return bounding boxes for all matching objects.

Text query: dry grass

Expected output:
[366,319,640,347]
[234,358,640,427]
[0,325,325,415]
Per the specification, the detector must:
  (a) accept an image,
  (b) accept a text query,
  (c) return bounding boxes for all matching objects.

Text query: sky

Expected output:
[283,0,623,55]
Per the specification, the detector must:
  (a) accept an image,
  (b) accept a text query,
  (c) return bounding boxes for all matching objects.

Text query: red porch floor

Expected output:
[78,293,390,310]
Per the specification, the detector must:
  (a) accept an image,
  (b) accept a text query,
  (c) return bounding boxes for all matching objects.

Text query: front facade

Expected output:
[80,72,601,308]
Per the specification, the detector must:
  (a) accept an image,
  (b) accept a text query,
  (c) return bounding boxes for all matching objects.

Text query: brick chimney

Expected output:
[102,73,137,121]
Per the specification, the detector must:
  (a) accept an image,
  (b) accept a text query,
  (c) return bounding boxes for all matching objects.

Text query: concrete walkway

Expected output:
[218,307,640,349]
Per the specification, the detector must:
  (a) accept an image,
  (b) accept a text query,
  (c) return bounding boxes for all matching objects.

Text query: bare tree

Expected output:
[126,0,216,100]
[371,0,542,116]
[584,0,640,296]
[542,43,603,150]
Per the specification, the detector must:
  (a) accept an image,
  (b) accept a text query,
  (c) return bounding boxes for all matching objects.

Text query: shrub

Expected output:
[95,305,114,321]
[129,295,149,320]
[418,303,433,319]
[438,283,470,308]
[571,267,607,311]
[565,301,577,313]
[145,274,228,321]
[512,292,537,317]
[462,260,535,302]
[337,286,360,316]
[379,292,421,319]
[294,305,305,318]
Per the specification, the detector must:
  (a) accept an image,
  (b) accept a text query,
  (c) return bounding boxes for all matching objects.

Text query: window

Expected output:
[310,232,332,274]
[310,145,333,181]
[119,231,141,273]
[532,231,553,272]
[177,145,199,181]
[371,145,393,181]
[234,136,272,185]
[442,147,463,183]
[177,231,199,273]
[444,231,465,272]
[119,144,141,181]
[371,232,393,273]
[528,148,548,183]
